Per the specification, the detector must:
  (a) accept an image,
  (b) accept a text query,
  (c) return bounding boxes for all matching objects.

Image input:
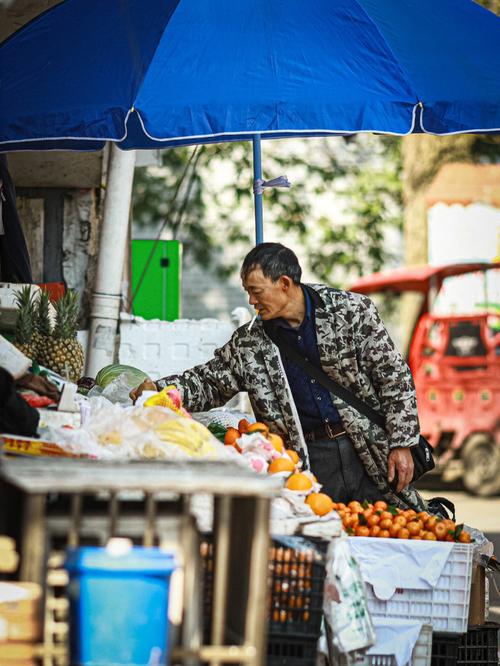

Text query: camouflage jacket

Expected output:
[158,284,425,510]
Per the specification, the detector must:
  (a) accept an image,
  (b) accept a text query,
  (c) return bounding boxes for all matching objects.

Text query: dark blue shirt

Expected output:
[275,287,342,433]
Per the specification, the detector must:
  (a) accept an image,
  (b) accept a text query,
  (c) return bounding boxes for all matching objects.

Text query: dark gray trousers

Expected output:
[307,435,381,504]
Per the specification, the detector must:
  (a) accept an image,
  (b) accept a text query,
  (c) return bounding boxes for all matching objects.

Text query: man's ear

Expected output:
[280,275,293,291]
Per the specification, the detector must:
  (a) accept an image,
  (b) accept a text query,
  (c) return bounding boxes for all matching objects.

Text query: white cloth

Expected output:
[348,537,453,600]
[368,618,425,666]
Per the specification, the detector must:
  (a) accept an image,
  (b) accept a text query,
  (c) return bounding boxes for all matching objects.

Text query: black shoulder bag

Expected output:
[271,330,435,485]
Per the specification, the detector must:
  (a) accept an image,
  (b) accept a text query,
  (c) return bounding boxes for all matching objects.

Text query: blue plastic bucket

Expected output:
[65,545,176,666]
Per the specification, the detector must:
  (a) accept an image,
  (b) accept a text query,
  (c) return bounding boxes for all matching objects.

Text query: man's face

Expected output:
[242,267,290,320]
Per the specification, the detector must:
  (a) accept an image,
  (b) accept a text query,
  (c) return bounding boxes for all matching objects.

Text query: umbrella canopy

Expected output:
[1,0,500,152]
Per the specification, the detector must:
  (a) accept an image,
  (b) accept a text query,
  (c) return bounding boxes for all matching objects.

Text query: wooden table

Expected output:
[0,455,281,666]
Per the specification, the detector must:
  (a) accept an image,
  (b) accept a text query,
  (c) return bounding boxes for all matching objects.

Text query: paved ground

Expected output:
[419,487,500,623]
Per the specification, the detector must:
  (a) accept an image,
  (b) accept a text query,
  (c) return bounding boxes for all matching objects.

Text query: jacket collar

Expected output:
[261,282,326,340]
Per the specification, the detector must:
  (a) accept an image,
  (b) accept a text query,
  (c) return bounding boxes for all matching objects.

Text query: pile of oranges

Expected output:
[337,500,472,542]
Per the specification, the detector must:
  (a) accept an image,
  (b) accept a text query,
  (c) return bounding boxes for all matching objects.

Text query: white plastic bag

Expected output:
[323,535,375,658]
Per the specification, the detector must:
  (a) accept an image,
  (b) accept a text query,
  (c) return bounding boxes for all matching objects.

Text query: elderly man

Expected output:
[132,243,425,509]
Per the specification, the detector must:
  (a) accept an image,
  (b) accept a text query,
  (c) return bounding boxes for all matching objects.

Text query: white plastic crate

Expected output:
[364,543,473,634]
[355,624,432,666]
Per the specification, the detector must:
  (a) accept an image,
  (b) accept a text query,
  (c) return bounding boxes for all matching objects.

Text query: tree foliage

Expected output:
[132,134,404,286]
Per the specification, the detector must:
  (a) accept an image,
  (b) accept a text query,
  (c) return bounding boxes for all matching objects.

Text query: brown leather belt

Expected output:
[304,421,346,443]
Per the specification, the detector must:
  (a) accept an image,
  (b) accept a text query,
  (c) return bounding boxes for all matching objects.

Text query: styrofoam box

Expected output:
[355,624,432,666]
[118,314,235,380]
[364,543,473,634]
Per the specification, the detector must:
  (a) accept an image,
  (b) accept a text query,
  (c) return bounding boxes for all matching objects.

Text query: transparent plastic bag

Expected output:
[193,409,253,430]
[46,403,236,461]
[99,371,141,404]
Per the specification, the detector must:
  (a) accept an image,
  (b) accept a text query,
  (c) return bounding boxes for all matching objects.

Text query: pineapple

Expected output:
[13,286,37,360]
[44,290,84,382]
[33,289,52,367]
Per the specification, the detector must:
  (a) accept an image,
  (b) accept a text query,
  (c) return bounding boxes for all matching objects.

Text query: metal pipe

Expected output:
[86,143,136,376]
[252,135,264,245]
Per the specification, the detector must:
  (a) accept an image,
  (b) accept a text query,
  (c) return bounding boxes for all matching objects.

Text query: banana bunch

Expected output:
[154,417,215,457]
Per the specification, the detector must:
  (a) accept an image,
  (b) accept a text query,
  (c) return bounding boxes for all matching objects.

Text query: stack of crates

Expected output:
[431,623,499,666]
[354,541,476,666]
[201,535,328,666]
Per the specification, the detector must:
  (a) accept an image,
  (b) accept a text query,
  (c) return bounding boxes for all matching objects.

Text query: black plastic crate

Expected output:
[432,633,461,666]
[200,535,327,641]
[267,636,318,666]
[458,624,499,666]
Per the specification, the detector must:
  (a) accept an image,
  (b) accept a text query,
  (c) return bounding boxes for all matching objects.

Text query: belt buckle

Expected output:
[325,423,345,440]
[324,422,337,439]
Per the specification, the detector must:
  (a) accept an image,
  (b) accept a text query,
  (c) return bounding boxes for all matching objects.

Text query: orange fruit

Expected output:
[374,501,388,511]
[407,520,422,537]
[422,531,437,541]
[268,433,285,453]
[285,472,313,491]
[348,501,363,513]
[378,529,390,538]
[398,528,410,539]
[425,516,438,530]
[458,531,472,543]
[285,449,300,465]
[238,418,251,433]
[389,523,401,538]
[379,511,393,521]
[306,493,334,516]
[355,525,370,537]
[224,427,241,451]
[370,525,381,537]
[268,458,295,474]
[336,503,347,511]
[379,518,393,530]
[367,514,380,527]
[433,522,448,541]
[394,515,407,527]
[247,422,270,437]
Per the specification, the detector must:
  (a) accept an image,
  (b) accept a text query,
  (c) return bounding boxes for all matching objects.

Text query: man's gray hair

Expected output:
[241,243,302,284]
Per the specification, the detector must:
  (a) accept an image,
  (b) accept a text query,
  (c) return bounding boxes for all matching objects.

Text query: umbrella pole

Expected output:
[253,135,264,245]
[86,143,136,376]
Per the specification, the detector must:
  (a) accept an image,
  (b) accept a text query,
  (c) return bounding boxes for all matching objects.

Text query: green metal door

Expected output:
[131,239,182,320]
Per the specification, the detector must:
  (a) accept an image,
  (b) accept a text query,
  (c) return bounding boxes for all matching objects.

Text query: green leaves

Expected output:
[132,134,404,285]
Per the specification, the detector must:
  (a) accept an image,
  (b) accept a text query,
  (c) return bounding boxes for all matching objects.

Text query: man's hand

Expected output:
[15,373,60,402]
[129,378,157,403]
[387,447,414,493]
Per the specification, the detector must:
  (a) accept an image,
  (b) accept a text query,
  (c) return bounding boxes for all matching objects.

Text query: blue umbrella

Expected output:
[1,0,500,241]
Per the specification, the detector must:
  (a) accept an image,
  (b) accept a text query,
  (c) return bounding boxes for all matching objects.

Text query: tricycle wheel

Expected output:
[462,433,500,496]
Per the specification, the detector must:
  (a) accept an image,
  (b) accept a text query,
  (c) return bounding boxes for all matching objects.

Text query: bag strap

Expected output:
[271,329,385,429]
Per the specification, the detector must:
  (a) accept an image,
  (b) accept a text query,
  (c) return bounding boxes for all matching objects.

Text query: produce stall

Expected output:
[1,331,499,666]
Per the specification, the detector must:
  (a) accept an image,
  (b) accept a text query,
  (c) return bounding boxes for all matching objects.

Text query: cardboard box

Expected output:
[468,564,486,626]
